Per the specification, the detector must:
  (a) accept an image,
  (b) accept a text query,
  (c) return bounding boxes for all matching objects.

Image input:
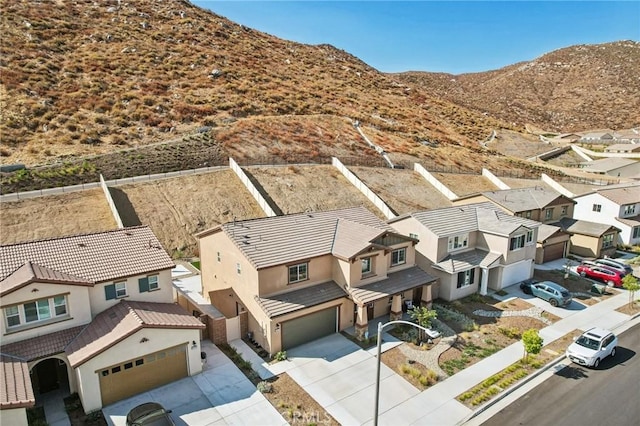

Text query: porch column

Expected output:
[421,283,434,308]
[390,295,403,321]
[480,267,489,296]
[354,304,368,341]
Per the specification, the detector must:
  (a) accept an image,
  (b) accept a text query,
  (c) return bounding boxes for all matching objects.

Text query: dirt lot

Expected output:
[0,188,116,245]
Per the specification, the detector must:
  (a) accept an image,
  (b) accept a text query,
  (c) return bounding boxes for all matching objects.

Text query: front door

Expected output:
[366,303,374,321]
[35,358,60,393]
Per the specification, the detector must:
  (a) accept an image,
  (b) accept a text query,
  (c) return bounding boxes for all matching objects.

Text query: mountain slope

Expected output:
[0,0,508,168]
[395,41,640,132]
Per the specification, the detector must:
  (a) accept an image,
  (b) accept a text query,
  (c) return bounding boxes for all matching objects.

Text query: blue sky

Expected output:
[192,1,639,74]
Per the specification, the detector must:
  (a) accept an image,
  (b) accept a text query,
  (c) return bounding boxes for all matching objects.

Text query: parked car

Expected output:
[577,262,625,287]
[519,278,538,295]
[531,281,572,307]
[566,327,617,368]
[126,403,175,426]
[594,258,633,276]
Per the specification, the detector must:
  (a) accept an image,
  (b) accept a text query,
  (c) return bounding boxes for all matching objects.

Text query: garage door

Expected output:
[543,242,565,263]
[501,260,533,288]
[281,307,337,350]
[99,344,188,406]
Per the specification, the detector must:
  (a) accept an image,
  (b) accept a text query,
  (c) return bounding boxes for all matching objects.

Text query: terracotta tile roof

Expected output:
[0,226,175,283]
[208,207,395,269]
[65,300,205,367]
[434,249,503,273]
[1,325,86,362]
[349,266,436,305]
[254,282,348,318]
[0,355,34,409]
[1,262,93,297]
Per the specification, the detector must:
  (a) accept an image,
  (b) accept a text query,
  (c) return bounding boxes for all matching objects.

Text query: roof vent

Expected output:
[78,243,87,248]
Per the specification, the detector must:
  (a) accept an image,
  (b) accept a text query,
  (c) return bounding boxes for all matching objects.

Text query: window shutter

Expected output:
[105,284,116,300]
[470,268,475,284]
[139,277,149,293]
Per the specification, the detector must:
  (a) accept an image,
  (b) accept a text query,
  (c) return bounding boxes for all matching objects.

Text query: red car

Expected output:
[577,263,625,287]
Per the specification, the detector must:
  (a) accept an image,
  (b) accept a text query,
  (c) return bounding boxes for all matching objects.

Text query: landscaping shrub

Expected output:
[257,381,273,393]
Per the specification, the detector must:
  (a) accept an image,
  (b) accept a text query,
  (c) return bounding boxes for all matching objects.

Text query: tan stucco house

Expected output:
[453,187,573,263]
[197,207,436,354]
[388,202,539,301]
[0,227,205,422]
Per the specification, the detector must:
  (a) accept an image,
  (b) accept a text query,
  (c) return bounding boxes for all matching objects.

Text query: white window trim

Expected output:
[148,275,159,291]
[391,247,407,266]
[447,234,469,252]
[510,234,526,251]
[115,282,127,298]
[361,257,372,275]
[288,263,308,284]
[4,295,69,330]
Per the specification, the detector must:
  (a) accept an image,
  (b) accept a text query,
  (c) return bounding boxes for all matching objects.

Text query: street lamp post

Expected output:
[374,319,436,426]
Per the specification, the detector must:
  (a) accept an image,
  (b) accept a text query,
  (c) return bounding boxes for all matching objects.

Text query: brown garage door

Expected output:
[543,242,565,263]
[99,344,188,406]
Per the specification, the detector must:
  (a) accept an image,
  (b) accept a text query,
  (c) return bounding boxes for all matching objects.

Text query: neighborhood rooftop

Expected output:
[481,187,573,212]
[390,202,540,237]
[0,226,175,284]
[200,206,397,269]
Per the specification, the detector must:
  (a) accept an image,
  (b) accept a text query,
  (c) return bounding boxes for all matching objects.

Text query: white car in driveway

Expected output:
[566,327,618,368]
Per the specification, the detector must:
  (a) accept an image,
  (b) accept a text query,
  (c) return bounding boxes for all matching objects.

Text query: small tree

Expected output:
[522,328,543,363]
[408,306,437,342]
[622,274,639,308]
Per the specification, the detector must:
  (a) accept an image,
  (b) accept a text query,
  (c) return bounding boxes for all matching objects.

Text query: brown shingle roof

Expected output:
[209,207,395,269]
[255,282,348,318]
[65,301,205,367]
[1,262,93,297]
[349,267,436,305]
[1,325,86,361]
[0,226,175,283]
[0,355,34,409]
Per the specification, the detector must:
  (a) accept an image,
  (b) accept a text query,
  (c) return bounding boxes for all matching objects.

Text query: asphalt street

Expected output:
[481,323,640,426]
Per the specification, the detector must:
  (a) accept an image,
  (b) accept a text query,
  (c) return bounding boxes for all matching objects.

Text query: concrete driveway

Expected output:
[270,333,421,425]
[102,341,286,426]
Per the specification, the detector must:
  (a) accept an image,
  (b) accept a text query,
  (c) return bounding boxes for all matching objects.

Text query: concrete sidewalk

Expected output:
[262,288,635,426]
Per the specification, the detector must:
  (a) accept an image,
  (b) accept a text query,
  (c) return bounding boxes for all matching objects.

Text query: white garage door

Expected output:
[501,260,533,288]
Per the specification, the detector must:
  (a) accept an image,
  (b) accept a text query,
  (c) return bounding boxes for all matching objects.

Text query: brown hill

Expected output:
[396,41,640,132]
[0,0,511,171]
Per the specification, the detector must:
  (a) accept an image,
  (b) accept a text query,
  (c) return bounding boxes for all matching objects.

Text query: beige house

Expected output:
[0,227,205,422]
[453,187,573,263]
[556,218,620,258]
[388,203,539,301]
[197,207,436,353]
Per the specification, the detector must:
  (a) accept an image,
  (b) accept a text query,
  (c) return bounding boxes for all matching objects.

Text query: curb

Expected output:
[459,309,640,425]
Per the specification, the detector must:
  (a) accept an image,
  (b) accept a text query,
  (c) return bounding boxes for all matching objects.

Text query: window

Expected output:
[148,275,158,291]
[623,204,636,215]
[457,269,475,288]
[510,235,526,250]
[106,282,128,299]
[288,263,308,283]
[592,204,602,212]
[236,263,241,274]
[361,257,372,275]
[53,296,67,316]
[217,252,221,262]
[5,296,68,329]
[544,208,554,220]
[5,306,20,327]
[391,248,406,266]
[525,211,532,219]
[448,234,468,251]
[633,226,640,239]
[526,230,534,244]
[409,233,419,239]
[602,233,614,248]
[561,206,568,216]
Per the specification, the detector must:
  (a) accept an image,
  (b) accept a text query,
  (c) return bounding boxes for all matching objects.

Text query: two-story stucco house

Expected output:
[572,182,640,247]
[0,227,205,423]
[388,202,539,301]
[197,207,436,353]
[452,186,621,260]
